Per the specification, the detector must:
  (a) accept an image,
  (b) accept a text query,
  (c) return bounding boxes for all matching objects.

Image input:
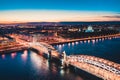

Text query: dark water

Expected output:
[0,50,100,80]
[54,37,120,64]
[0,37,120,80]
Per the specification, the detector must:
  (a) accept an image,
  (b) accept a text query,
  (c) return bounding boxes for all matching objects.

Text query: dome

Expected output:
[85,25,94,32]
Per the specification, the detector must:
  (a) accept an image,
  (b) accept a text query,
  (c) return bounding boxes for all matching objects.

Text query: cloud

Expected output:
[103,15,120,18]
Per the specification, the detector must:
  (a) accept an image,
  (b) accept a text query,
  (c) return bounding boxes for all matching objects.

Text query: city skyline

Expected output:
[0,0,120,23]
[0,0,120,80]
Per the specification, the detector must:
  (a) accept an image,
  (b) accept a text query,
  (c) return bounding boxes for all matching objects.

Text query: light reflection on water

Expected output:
[75,41,79,45]
[84,40,86,43]
[0,37,119,80]
[72,42,74,46]
[0,50,94,80]
[21,50,28,62]
[54,37,120,63]
[30,52,49,72]
[88,40,90,43]
[68,43,70,47]
[92,39,95,44]
[11,52,17,59]
[1,54,5,59]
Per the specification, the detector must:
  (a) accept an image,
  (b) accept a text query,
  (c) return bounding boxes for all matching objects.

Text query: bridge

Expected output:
[10,34,60,59]
[29,42,59,59]
[61,52,120,80]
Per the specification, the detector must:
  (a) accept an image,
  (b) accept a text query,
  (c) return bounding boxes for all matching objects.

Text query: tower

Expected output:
[61,51,67,67]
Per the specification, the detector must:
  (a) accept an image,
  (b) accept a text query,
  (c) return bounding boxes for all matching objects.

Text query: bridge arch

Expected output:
[65,55,120,80]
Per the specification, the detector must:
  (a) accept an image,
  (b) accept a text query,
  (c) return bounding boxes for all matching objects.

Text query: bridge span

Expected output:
[10,34,60,59]
[62,54,120,80]
[29,42,60,59]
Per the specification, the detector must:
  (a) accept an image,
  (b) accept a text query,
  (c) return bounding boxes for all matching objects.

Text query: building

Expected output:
[68,28,79,32]
[85,25,94,32]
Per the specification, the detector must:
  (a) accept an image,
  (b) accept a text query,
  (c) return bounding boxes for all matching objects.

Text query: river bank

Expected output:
[50,33,120,45]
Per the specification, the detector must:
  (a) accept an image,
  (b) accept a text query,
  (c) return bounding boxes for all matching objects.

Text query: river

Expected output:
[54,37,120,64]
[0,37,120,80]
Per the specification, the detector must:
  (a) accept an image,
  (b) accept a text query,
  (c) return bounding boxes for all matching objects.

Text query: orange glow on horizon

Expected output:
[0,10,120,24]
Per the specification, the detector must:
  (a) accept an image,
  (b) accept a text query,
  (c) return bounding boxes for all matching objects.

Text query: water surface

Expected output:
[0,37,120,80]
[0,50,96,80]
[54,37,120,63]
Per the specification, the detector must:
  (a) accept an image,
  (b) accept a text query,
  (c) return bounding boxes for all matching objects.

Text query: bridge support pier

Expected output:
[61,51,69,68]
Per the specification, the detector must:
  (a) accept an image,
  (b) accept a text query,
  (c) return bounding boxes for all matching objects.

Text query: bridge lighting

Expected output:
[67,55,120,77]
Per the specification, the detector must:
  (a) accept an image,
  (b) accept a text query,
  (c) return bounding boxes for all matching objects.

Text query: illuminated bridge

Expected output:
[62,53,120,80]
[29,42,59,59]
[10,34,60,59]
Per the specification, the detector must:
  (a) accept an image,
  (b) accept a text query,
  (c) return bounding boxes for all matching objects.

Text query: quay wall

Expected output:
[51,34,120,45]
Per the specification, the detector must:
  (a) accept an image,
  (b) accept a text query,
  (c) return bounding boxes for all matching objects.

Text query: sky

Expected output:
[0,0,120,23]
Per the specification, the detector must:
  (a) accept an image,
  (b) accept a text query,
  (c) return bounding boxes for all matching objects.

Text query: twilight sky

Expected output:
[0,0,120,23]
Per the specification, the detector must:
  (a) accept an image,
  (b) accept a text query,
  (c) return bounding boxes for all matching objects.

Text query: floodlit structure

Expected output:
[85,25,94,32]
